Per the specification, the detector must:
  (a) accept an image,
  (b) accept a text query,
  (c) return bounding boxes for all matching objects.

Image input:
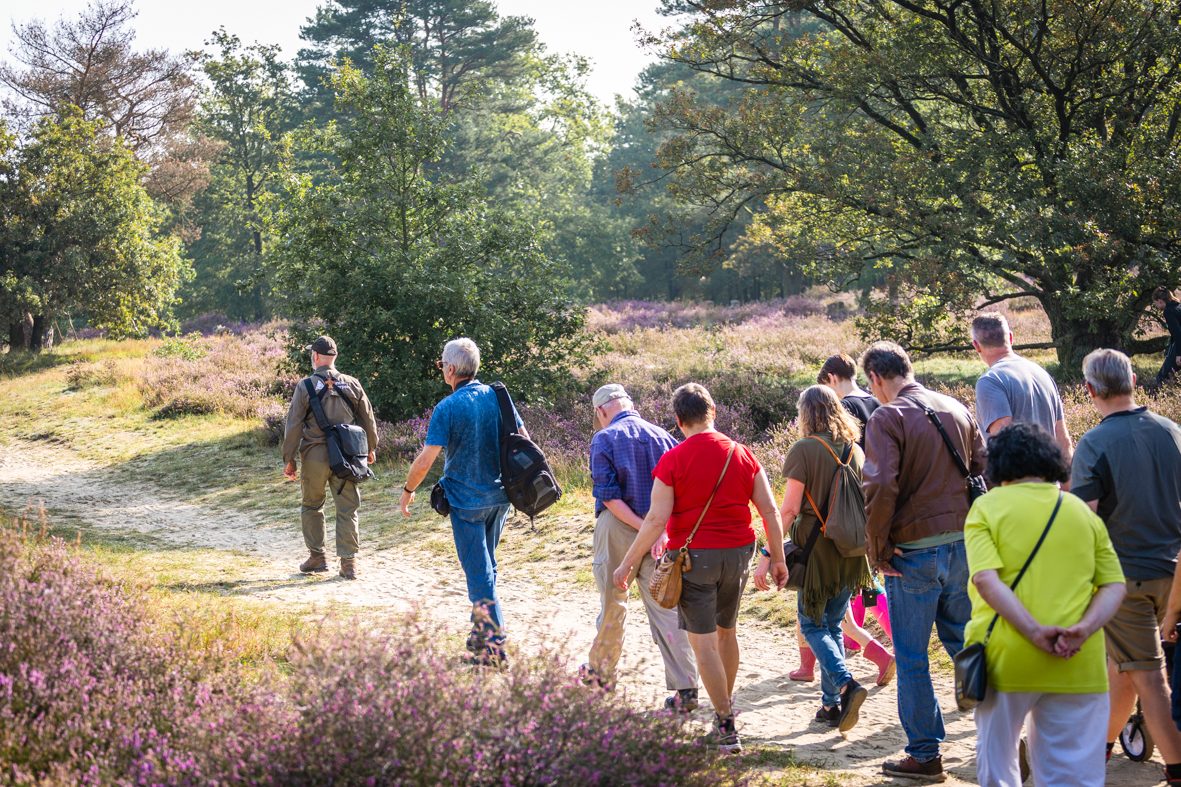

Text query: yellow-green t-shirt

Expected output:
[964,483,1125,693]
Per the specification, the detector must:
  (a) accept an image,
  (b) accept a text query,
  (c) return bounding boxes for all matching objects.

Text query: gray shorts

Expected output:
[677,544,755,634]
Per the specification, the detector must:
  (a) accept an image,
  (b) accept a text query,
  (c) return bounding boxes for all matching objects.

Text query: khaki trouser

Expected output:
[589,509,698,691]
[300,445,361,558]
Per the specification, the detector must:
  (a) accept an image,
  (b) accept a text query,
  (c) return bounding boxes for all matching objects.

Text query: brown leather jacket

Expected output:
[863,382,986,565]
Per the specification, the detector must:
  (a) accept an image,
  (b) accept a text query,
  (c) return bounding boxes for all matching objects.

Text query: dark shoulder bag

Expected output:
[782,441,852,591]
[304,377,373,484]
[924,406,988,504]
[954,492,1063,711]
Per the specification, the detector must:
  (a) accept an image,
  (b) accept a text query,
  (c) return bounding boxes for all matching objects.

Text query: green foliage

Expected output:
[184,29,297,320]
[269,47,588,418]
[0,109,189,342]
[649,1,1181,364]
[153,334,208,361]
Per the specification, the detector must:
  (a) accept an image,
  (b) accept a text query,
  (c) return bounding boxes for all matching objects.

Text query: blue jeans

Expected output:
[884,539,971,762]
[798,589,855,707]
[450,504,511,650]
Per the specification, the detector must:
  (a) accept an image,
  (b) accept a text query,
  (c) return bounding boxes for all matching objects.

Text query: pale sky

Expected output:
[0,0,669,105]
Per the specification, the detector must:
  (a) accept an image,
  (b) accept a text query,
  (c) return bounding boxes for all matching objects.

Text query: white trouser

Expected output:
[974,690,1108,787]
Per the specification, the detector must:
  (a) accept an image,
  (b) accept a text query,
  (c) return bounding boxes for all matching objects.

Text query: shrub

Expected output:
[0,513,735,786]
[141,325,290,420]
[64,360,118,389]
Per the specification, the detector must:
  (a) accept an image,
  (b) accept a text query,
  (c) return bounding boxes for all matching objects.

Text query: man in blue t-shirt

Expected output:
[401,338,523,666]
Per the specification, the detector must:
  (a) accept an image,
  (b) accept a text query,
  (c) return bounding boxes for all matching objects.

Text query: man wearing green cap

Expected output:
[283,335,379,579]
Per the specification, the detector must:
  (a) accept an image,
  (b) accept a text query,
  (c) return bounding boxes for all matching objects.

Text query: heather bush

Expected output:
[278,618,731,787]
[141,324,292,420]
[64,359,118,389]
[0,513,291,785]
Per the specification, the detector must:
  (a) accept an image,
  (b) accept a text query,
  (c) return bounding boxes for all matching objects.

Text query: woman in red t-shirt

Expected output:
[614,383,788,754]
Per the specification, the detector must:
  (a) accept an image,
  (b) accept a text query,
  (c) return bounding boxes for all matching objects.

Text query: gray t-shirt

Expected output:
[1070,407,1181,580]
[975,354,1064,435]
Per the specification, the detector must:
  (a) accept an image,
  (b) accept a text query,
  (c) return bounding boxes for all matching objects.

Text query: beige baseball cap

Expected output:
[592,383,629,408]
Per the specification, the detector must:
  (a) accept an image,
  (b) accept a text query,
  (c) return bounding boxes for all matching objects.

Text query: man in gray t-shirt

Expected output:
[971,313,1073,464]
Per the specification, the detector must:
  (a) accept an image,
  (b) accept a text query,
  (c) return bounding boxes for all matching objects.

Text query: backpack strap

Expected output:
[313,373,357,419]
[491,381,518,439]
[802,437,853,535]
[303,378,334,432]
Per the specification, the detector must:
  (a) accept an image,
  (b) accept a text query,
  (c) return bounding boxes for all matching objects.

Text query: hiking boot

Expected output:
[789,645,816,681]
[339,557,356,580]
[837,679,867,733]
[700,713,742,754]
[299,551,328,573]
[664,688,699,713]
[813,705,840,727]
[882,755,946,782]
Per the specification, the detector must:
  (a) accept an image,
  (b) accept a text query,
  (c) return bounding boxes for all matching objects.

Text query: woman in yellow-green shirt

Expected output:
[965,423,1125,786]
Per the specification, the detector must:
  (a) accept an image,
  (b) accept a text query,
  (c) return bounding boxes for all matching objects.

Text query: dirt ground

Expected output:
[0,439,1162,786]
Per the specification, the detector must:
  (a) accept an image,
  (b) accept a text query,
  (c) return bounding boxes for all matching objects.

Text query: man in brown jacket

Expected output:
[283,336,378,579]
[861,341,986,782]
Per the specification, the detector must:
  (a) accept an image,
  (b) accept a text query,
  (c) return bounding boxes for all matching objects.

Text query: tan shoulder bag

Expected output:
[648,442,738,609]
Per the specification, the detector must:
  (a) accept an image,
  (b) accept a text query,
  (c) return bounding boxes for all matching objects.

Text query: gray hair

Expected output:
[971,313,1011,348]
[1083,348,1134,399]
[442,338,480,378]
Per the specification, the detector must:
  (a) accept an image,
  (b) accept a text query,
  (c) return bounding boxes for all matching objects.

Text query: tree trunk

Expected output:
[29,315,49,353]
[7,321,26,352]
[1043,300,1130,376]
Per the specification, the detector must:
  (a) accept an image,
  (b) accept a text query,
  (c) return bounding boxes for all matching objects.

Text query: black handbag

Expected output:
[430,481,451,516]
[924,406,987,504]
[953,492,1063,711]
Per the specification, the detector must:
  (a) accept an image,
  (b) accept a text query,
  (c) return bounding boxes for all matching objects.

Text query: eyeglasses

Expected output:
[435,360,445,370]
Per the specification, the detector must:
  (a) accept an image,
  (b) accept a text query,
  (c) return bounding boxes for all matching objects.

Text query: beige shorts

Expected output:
[1104,577,1172,672]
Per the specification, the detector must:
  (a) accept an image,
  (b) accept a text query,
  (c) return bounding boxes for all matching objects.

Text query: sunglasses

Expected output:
[435,360,445,370]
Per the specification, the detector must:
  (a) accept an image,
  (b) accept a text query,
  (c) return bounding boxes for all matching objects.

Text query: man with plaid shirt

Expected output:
[579,383,699,711]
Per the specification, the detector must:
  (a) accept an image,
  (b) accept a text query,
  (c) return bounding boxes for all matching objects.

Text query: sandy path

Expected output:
[0,440,1157,785]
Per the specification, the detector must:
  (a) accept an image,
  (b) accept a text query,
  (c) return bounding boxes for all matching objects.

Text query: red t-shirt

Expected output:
[652,431,761,550]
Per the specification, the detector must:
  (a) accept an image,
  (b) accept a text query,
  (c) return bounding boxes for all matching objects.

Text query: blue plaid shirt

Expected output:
[590,411,679,517]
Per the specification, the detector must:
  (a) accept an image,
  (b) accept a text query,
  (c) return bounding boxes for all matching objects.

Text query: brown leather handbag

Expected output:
[648,442,737,609]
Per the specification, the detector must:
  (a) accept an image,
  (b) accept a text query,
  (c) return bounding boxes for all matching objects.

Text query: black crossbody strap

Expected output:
[492,382,519,440]
[314,373,357,419]
[304,378,334,432]
[983,491,1064,644]
[924,406,971,479]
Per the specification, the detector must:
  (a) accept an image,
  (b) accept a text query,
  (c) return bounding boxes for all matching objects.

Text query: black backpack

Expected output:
[491,382,561,521]
[303,375,373,484]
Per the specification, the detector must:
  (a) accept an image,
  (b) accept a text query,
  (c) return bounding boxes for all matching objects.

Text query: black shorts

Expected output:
[677,544,755,634]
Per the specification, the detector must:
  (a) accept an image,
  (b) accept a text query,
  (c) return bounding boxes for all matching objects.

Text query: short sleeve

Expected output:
[783,440,811,484]
[653,449,677,486]
[975,374,1012,433]
[741,444,762,475]
[424,399,450,447]
[964,499,1003,578]
[1070,436,1106,503]
[1090,513,1126,586]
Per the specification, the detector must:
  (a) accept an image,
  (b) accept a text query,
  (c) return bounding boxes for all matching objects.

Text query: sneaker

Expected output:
[701,713,742,754]
[813,705,840,727]
[837,679,868,733]
[663,688,699,713]
[882,755,946,783]
[299,551,328,573]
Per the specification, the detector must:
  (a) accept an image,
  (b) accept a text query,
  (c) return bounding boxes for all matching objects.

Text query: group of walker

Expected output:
[281,291,1181,785]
